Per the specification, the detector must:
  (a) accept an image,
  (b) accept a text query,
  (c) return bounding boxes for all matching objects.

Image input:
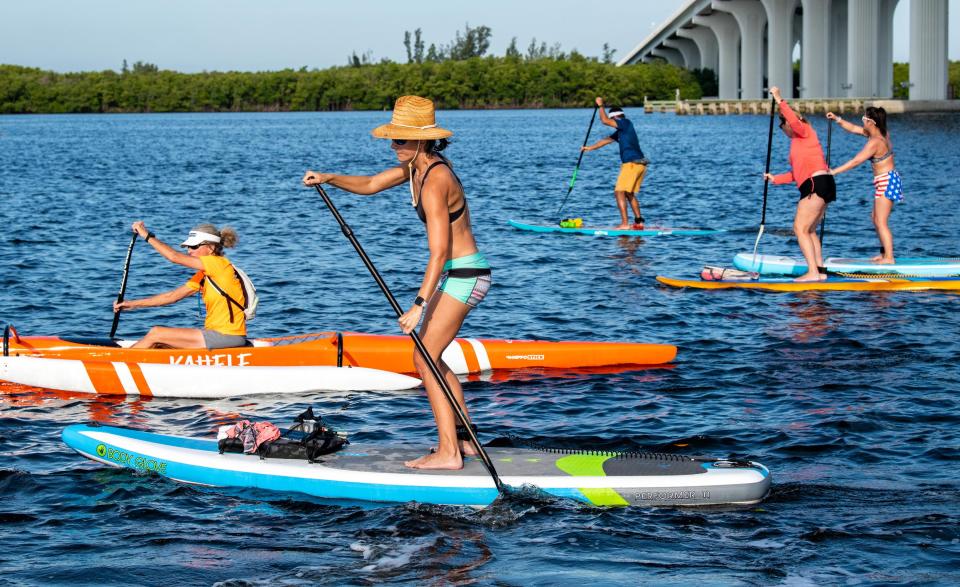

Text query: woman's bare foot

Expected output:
[875,257,895,265]
[615,223,632,230]
[794,271,825,283]
[405,451,463,470]
[429,440,480,456]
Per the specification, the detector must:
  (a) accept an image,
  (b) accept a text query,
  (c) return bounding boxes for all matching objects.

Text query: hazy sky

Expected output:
[1,0,957,73]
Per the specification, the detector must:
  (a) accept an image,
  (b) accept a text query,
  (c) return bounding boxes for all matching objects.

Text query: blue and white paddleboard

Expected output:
[509,219,725,237]
[734,253,960,277]
[63,424,770,508]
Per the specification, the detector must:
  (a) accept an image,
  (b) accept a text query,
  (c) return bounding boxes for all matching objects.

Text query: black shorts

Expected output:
[799,174,836,204]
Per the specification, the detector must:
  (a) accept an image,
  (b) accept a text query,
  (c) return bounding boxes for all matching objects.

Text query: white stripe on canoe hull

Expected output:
[440,341,468,374]
[1,356,420,397]
[0,356,97,393]
[464,338,492,372]
[112,362,140,395]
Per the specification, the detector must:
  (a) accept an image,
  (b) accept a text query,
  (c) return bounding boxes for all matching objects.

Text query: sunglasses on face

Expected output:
[392,139,408,146]
[186,244,203,250]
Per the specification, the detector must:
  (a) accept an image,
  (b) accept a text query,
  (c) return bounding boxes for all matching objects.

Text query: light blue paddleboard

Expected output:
[63,423,770,508]
[733,253,960,277]
[509,219,725,237]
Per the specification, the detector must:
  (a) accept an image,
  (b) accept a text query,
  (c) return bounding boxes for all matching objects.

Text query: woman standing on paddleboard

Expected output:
[764,87,836,282]
[827,107,901,264]
[114,222,249,349]
[302,96,490,471]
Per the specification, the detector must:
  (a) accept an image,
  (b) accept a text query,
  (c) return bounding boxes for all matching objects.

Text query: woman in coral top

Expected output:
[763,86,836,282]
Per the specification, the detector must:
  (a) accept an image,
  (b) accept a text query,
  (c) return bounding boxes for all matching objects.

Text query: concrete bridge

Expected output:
[620,0,950,100]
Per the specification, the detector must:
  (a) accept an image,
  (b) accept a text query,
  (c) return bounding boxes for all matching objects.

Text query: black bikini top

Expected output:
[413,160,466,224]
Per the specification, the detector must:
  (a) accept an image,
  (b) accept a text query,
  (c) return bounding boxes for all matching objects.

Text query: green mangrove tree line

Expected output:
[0,24,703,114]
[0,59,702,114]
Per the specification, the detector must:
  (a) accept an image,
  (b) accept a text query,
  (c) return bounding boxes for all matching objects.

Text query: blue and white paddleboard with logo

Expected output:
[734,253,960,277]
[509,219,725,237]
[63,424,770,508]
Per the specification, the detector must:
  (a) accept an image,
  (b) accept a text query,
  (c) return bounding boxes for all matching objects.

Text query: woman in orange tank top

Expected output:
[114,222,247,349]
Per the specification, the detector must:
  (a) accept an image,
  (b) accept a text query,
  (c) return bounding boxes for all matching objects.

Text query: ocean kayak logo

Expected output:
[95,444,168,474]
[505,354,545,361]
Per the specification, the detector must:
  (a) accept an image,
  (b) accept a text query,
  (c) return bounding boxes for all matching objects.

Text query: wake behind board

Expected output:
[734,253,960,277]
[63,424,770,507]
[509,219,724,237]
[656,274,960,292]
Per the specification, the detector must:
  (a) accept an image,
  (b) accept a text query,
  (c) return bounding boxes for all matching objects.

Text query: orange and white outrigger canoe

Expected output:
[1,328,676,397]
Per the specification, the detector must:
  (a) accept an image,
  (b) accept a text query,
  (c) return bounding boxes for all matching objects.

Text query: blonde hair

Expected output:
[192,223,238,255]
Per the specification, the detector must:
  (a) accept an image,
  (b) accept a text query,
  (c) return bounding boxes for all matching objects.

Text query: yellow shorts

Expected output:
[615,162,647,194]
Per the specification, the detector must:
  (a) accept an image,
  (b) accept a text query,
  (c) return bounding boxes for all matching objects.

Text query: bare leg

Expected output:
[811,205,826,268]
[614,191,631,228]
[130,326,206,349]
[794,196,827,282]
[871,198,895,263]
[626,193,642,227]
[404,291,473,470]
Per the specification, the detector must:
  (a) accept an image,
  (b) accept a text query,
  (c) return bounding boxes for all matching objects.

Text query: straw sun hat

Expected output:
[371,95,453,140]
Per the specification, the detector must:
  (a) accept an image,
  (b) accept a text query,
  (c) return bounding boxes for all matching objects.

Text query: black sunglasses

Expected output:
[392,139,408,146]
[185,244,203,250]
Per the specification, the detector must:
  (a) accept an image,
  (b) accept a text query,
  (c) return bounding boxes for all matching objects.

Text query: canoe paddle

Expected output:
[818,118,832,245]
[555,104,599,218]
[109,231,138,339]
[313,184,505,493]
[751,97,777,267]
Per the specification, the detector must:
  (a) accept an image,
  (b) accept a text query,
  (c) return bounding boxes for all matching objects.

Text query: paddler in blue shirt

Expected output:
[580,97,649,229]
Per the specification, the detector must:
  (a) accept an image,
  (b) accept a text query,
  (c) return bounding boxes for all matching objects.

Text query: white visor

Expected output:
[181,231,221,247]
[608,110,625,118]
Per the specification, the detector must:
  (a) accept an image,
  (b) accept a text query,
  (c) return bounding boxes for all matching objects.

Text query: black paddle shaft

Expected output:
[555,104,599,217]
[313,184,505,493]
[109,232,138,339]
[760,97,777,227]
[819,119,832,245]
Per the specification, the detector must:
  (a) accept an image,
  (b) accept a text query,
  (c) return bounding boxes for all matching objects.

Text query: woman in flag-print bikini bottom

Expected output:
[827,107,903,264]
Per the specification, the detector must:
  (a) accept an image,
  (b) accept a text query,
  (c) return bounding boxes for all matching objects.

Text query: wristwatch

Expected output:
[145,232,155,243]
[413,295,425,307]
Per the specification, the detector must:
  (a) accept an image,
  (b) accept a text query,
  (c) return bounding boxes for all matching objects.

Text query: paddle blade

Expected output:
[750,225,765,268]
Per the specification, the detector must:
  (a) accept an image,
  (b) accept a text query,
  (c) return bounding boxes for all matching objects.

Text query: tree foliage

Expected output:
[0,59,702,113]
[0,24,712,114]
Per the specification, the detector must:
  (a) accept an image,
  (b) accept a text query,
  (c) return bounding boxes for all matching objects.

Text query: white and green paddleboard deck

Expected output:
[63,424,770,508]
[734,253,960,277]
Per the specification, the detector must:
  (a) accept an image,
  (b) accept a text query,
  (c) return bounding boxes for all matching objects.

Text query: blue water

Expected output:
[1,109,959,585]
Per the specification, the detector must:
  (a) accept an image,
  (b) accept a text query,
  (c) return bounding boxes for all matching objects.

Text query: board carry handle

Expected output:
[313,184,505,493]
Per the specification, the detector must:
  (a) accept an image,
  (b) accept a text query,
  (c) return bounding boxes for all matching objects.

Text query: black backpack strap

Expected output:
[204,275,245,323]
